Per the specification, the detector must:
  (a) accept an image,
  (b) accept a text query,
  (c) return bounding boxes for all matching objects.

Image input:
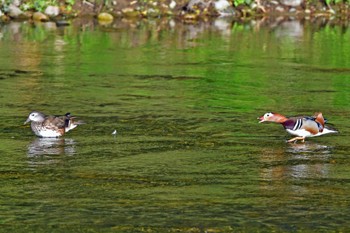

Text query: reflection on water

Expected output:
[286,142,332,155]
[259,142,334,200]
[260,142,332,181]
[0,17,321,48]
[286,142,332,179]
[27,138,76,167]
[27,138,76,156]
[273,19,303,39]
[0,16,349,232]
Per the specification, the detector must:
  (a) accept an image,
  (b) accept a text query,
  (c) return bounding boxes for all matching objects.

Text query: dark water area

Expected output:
[0,17,350,232]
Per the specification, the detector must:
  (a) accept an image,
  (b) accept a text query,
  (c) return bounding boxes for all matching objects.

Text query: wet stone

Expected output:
[121,8,139,17]
[33,12,49,21]
[45,6,60,17]
[98,12,114,21]
[8,4,23,18]
[280,0,302,7]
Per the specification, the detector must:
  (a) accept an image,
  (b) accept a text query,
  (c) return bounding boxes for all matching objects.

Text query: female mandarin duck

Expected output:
[24,111,84,138]
[258,112,338,142]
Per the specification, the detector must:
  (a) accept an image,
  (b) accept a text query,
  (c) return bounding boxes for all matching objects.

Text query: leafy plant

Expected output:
[232,0,252,7]
[324,0,347,5]
[17,0,58,12]
[65,0,75,11]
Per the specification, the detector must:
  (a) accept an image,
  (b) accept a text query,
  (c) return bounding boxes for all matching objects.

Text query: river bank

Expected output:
[1,0,350,24]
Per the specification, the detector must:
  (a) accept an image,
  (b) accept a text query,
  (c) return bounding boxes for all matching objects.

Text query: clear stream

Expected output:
[0,18,350,232]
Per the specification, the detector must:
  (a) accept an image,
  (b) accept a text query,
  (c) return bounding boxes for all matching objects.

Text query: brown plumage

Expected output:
[24,111,84,137]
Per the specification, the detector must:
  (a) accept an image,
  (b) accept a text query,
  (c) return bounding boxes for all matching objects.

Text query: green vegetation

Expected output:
[33,0,56,12]
[65,0,75,11]
[325,0,346,4]
[1,0,350,20]
[232,0,252,6]
[0,0,76,13]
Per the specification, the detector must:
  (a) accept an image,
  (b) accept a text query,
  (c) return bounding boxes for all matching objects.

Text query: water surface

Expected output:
[0,17,350,232]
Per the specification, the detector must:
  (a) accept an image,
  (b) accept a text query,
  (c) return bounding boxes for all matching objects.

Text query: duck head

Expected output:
[24,111,46,124]
[258,112,288,123]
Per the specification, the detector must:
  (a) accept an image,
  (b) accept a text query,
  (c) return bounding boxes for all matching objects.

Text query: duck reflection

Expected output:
[285,142,332,179]
[27,138,76,157]
[260,142,333,183]
[286,142,331,156]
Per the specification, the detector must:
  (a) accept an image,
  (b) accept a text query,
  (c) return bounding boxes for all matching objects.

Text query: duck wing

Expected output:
[282,116,320,135]
[42,115,66,130]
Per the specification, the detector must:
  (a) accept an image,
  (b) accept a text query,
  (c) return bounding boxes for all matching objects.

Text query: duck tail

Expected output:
[321,124,339,135]
[64,113,85,132]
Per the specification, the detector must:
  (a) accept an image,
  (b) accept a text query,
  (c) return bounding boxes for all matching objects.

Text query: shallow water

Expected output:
[0,18,350,232]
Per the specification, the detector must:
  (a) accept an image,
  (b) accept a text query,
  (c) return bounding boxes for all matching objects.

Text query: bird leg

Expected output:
[287,136,305,143]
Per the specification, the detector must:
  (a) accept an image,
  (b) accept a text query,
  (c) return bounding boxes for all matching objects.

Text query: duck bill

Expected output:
[258,116,265,123]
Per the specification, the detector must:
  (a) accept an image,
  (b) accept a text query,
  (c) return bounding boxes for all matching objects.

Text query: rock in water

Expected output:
[280,0,302,7]
[12,0,21,6]
[33,12,49,21]
[213,0,234,16]
[8,4,23,18]
[55,20,70,27]
[98,12,114,21]
[45,6,60,17]
[183,0,234,16]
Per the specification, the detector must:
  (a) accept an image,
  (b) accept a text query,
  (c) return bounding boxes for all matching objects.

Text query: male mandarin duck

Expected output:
[258,112,338,142]
[24,111,84,138]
